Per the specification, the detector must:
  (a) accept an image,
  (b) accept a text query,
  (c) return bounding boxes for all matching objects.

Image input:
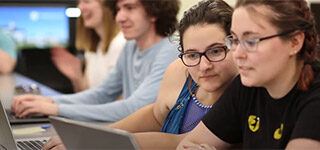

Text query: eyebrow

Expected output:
[207,43,225,49]
[231,30,261,38]
[123,3,138,8]
[184,42,225,52]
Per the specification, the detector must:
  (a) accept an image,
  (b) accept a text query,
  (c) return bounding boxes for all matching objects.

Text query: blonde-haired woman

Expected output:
[51,0,126,92]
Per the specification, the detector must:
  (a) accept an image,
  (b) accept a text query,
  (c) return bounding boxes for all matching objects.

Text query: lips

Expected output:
[120,25,131,32]
[200,74,217,79]
[238,66,253,73]
[81,12,90,19]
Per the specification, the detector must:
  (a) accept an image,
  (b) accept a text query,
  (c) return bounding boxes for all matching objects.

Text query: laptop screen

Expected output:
[0,6,70,50]
[50,116,139,150]
[0,100,18,150]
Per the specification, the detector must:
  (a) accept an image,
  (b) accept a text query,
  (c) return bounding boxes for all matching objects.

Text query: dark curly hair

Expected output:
[178,0,233,52]
[105,0,180,37]
[236,0,319,91]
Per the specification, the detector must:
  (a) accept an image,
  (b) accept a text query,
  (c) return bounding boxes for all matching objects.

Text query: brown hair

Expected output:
[105,0,180,37]
[76,0,120,53]
[236,0,319,91]
[178,0,233,93]
[178,0,233,52]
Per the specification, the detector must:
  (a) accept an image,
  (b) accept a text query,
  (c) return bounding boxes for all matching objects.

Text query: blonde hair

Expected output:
[75,0,119,53]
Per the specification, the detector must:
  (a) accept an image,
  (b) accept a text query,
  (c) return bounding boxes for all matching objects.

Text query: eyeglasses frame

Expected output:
[179,46,228,67]
[225,29,296,52]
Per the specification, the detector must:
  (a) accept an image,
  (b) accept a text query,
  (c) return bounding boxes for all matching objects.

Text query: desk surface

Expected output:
[0,73,110,141]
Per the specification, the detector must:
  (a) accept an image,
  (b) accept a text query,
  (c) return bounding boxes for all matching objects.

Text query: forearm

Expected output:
[108,104,162,132]
[286,138,320,150]
[133,132,185,150]
[57,97,149,122]
[52,81,118,105]
[177,122,231,150]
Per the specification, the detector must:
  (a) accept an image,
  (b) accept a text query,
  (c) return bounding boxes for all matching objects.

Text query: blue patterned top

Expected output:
[179,94,212,133]
[161,76,212,134]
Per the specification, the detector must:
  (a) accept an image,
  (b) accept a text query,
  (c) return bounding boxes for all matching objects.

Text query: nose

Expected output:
[232,43,247,60]
[115,9,126,24]
[199,56,213,71]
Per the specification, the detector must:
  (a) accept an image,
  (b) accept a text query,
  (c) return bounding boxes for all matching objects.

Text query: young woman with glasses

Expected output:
[109,0,237,149]
[43,0,237,149]
[178,0,320,149]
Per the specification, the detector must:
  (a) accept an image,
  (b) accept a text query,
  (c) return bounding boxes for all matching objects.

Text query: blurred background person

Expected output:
[11,0,180,122]
[51,0,126,92]
[0,29,17,74]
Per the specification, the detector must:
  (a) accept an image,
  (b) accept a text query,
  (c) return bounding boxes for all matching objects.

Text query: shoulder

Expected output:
[157,59,188,98]
[165,59,187,76]
[154,59,188,123]
[155,37,178,54]
[153,37,180,62]
[155,60,187,105]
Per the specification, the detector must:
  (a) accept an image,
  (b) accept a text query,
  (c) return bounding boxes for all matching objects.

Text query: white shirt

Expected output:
[85,32,126,88]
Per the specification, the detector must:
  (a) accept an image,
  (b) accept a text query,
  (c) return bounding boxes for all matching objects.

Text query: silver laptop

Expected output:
[50,116,140,150]
[0,100,49,150]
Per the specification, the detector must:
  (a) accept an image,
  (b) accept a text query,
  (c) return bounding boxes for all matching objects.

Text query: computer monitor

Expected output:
[0,6,71,50]
[0,1,78,93]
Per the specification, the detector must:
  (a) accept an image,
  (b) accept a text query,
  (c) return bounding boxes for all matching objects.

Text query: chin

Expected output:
[240,76,257,87]
[203,84,222,93]
[123,34,134,40]
[84,23,94,28]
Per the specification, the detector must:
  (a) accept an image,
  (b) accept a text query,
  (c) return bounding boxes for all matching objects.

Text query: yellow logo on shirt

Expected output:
[248,115,260,132]
[274,123,284,140]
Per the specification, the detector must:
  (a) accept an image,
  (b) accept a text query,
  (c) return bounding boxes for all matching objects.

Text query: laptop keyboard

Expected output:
[6,110,48,121]
[17,139,47,150]
[8,112,33,120]
[8,112,47,119]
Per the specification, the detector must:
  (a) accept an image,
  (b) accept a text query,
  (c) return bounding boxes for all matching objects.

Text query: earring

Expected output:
[291,51,298,55]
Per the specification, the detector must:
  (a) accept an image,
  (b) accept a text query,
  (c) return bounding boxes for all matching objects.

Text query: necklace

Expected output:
[191,93,212,109]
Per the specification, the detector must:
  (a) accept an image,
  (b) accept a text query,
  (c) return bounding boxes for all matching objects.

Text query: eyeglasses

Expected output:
[179,46,228,67]
[224,29,295,52]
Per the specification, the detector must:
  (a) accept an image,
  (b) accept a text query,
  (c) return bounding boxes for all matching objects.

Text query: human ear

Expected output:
[289,31,305,56]
[150,17,157,23]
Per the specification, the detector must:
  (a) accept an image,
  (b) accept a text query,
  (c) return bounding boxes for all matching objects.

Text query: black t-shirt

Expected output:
[202,62,320,149]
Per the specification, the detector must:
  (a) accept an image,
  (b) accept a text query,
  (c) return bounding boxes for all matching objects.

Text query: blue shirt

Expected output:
[52,37,179,122]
